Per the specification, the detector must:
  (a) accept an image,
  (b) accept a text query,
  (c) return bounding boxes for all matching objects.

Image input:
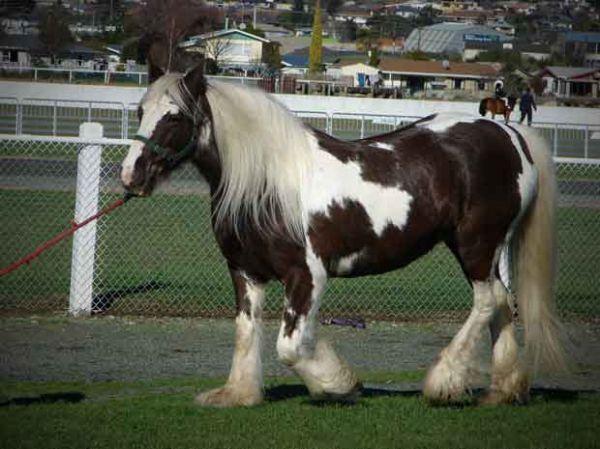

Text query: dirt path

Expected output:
[1,315,599,391]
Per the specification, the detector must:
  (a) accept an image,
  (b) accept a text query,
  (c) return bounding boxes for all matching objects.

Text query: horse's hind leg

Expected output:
[483,278,529,404]
[423,279,496,403]
[196,269,265,407]
[276,248,360,400]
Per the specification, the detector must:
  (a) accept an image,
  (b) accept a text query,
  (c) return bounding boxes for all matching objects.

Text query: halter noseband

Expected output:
[133,133,197,165]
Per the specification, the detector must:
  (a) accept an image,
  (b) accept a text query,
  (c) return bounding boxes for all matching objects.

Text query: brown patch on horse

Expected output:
[443,120,523,280]
[313,130,358,163]
[230,270,252,317]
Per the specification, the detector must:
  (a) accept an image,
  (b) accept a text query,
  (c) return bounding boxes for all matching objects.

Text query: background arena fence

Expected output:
[1,96,599,160]
[1,122,599,320]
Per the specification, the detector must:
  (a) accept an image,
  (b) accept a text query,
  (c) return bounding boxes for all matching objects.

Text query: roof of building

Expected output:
[379,58,499,78]
[254,23,293,35]
[62,43,104,56]
[464,40,502,50]
[331,58,370,68]
[518,43,551,54]
[281,47,360,67]
[564,31,600,44]
[0,34,44,51]
[539,66,600,80]
[404,22,512,54]
[182,28,271,48]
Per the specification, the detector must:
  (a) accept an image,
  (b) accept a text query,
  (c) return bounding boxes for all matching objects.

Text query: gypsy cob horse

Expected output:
[121,64,566,407]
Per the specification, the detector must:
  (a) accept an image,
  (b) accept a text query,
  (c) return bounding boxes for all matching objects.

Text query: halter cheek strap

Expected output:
[132,133,197,165]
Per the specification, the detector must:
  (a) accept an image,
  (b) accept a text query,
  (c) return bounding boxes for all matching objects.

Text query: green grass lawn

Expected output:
[1,187,598,318]
[1,373,598,449]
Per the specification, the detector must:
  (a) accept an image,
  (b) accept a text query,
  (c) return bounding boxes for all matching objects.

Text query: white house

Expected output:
[180,28,272,74]
[328,62,380,86]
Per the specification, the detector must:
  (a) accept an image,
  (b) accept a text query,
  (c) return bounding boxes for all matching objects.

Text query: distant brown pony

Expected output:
[479,96,517,124]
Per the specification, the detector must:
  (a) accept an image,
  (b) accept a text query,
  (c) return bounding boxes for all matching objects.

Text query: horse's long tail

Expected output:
[479,99,487,116]
[514,127,567,374]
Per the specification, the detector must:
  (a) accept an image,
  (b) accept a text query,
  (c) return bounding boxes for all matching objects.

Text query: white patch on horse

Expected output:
[227,277,264,387]
[196,274,265,407]
[305,134,413,236]
[121,74,182,186]
[424,281,495,401]
[370,142,395,151]
[198,120,212,147]
[487,121,538,290]
[416,112,477,133]
[336,251,362,275]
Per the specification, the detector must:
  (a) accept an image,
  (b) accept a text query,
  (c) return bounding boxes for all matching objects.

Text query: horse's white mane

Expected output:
[143,73,198,119]
[205,80,313,241]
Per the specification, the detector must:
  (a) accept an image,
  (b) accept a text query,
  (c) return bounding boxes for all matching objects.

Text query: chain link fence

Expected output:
[1,128,599,320]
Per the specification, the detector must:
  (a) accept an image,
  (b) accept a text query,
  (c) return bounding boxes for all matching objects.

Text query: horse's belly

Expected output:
[323,227,442,278]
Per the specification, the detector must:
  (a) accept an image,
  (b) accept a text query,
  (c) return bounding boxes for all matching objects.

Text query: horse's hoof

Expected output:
[422,356,472,405]
[479,389,530,406]
[310,381,363,404]
[195,385,263,408]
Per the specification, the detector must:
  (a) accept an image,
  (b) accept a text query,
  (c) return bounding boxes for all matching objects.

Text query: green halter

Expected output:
[132,133,197,165]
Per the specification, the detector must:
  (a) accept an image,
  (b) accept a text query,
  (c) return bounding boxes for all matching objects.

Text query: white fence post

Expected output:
[69,122,103,317]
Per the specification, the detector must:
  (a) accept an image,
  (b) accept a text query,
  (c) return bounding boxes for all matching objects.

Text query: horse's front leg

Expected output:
[196,269,265,407]
[276,248,361,400]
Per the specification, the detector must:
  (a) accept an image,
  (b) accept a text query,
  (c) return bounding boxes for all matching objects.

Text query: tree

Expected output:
[324,0,343,17]
[368,47,380,67]
[324,0,343,38]
[203,36,233,73]
[309,0,323,75]
[38,4,74,64]
[339,19,358,43]
[262,42,282,73]
[129,0,223,71]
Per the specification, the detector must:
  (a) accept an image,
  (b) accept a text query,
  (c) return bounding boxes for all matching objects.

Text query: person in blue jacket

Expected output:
[519,87,537,126]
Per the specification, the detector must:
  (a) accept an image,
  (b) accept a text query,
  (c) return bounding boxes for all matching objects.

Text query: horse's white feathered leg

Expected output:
[196,273,265,407]
[423,281,495,403]
[276,246,360,399]
[482,279,529,404]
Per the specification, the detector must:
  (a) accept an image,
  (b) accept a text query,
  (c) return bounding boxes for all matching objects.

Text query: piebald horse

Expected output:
[121,64,566,407]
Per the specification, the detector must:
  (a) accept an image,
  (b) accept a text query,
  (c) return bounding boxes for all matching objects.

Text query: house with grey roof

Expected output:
[0,35,43,66]
[404,23,512,56]
[538,66,600,98]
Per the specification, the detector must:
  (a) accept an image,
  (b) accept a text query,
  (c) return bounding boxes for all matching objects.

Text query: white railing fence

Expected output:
[1,97,599,159]
[1,126,599,319]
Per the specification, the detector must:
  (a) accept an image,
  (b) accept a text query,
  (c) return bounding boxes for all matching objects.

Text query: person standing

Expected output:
[519,87,537,126]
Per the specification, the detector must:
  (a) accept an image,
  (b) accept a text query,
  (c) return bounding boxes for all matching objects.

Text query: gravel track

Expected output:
[1,316,599,392]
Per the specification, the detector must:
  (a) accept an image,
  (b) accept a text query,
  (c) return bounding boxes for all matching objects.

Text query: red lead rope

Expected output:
[0,196,131,277]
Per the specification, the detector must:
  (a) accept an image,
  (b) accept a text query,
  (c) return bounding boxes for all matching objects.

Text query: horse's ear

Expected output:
[183,64,207,98]
[148,62,165,84]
